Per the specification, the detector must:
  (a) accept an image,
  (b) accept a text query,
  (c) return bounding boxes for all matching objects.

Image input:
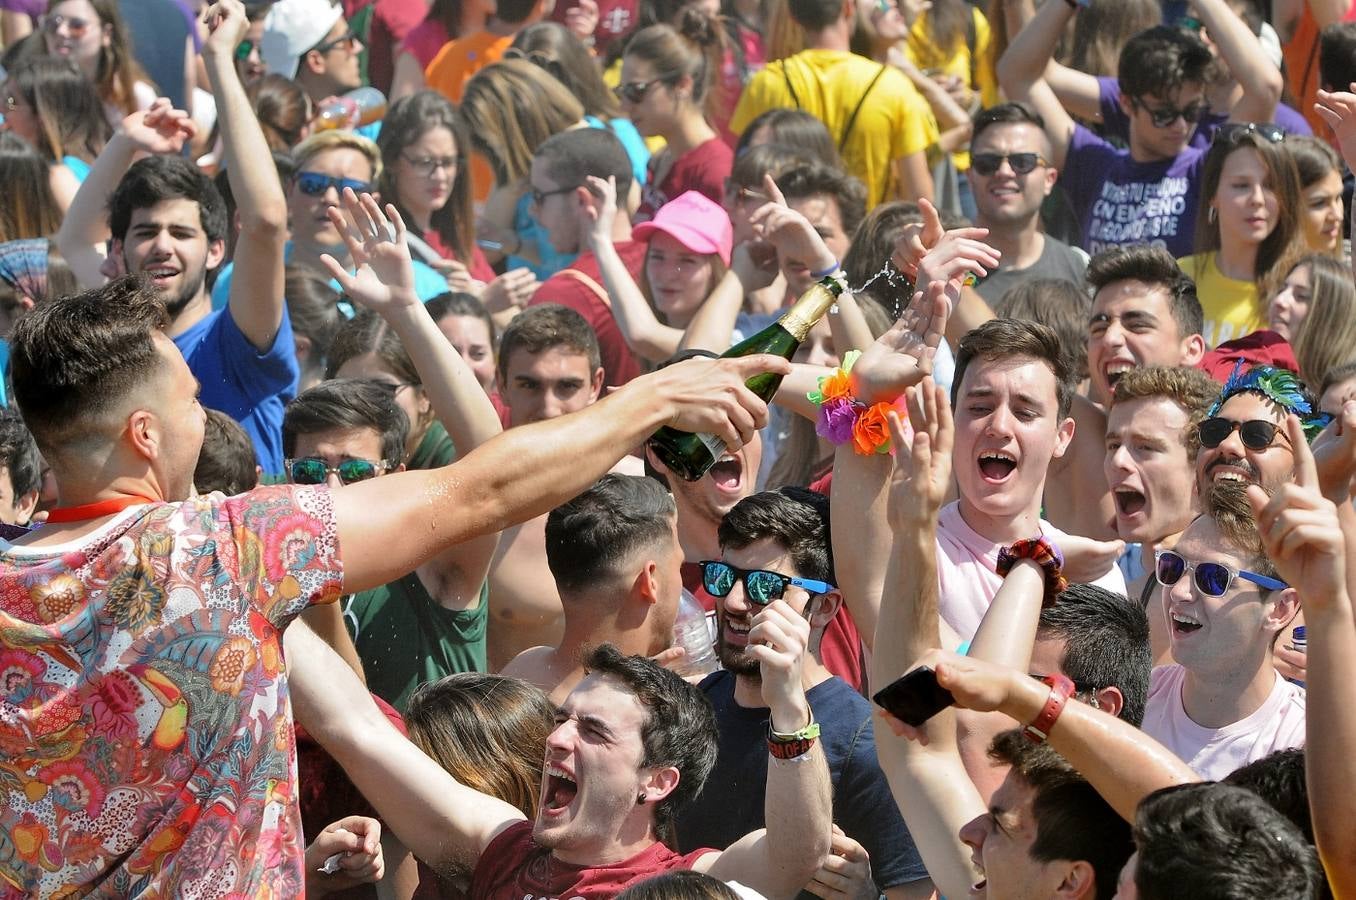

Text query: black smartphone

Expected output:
[872,666,956,727]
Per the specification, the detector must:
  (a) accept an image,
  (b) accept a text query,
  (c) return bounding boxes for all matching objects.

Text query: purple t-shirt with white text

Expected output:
[1095,76,1312,150]
[1064,124,1207,257]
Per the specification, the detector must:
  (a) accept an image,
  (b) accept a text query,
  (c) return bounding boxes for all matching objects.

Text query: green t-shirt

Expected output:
[343,573,489,711]
[409,421,457,470]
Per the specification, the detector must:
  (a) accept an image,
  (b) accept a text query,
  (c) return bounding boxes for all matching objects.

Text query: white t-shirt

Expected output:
[935,502,1129,643]
[1141,664,1306,780]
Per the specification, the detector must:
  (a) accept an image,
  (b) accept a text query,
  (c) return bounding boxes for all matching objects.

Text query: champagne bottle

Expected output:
[648,272,848,481]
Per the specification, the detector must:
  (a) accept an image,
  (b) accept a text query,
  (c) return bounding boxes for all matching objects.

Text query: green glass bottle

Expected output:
[648,272,848,481]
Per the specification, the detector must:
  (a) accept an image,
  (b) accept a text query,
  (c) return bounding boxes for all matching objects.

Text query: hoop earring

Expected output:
[1208,207,1217,224]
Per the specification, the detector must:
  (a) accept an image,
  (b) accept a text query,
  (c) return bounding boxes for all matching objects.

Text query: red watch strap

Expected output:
[1024,673,1075,744]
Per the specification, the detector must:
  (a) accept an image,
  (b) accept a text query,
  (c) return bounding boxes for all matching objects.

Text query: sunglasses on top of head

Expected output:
[700,560,834,606]
[1154,549,1287,597]
[1213,122,1285,145]
[1196,417,1290,451]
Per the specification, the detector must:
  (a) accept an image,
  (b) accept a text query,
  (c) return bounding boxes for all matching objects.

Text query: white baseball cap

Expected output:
[261,0,345,80]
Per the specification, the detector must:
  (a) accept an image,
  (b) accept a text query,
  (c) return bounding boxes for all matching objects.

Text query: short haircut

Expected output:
[281,378,409,465]
[1223,748,1314,846]
[617,871,741,900]
[109,155,229,246]
[1037,585,1151,726]
[733,108,838,165]
[787,0,844,31]
[10,276,170,457]
[1133,783,1320,900]
[0,414,41,500]
[717,486,834,584]
[992,279,1092,380]
[194,408,258,496]
[1319,21,1356,92]
[1200,482,1280,584]
[545,474,677,594]
[775,162,866,241]
[1117,26,1213,101]
[534,128,633,207]
[495,0,541,26]
[1320,360,1356,399]
[1111,365,1220,461]
[1086,244,1204,340]
[583,643,718,843]
[497,304,601,383]
[989,730,1134,900]
[970,102,1048,150]
[952,319,1076,420]
[291,130,383,182]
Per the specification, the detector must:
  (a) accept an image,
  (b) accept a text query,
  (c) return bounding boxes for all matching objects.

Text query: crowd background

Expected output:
[1,0,1356,897]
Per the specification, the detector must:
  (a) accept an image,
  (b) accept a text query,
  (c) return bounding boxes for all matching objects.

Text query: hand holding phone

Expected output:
[872,665,955,727]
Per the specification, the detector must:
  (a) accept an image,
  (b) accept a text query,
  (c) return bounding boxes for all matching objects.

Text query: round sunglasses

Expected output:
[700,560,834,606]
[286,457,390,485]
[1196,417,1289,451]
[1154,549,1287,597]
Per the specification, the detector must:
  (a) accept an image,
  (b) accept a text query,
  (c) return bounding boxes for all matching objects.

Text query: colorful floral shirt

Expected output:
[0,486,343,898]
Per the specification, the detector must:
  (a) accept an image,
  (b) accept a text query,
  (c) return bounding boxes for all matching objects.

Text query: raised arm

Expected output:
[54,101,197,289]
[582,175,685,363]
[1248,414,1356,899]
[322,192,503,607]
[204,0,289,352]
[996,0,1078,169]
[696,599,832,896]
[870,379,985,900]
[1195,0,1282,124]
[286,619,527,872]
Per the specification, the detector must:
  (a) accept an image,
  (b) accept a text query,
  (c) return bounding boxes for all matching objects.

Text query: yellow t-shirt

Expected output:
[904,6,998,171]
[730,48,939,208]
[1177,253,1265,348]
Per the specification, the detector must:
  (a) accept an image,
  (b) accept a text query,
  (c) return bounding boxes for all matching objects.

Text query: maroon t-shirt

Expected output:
[422,230,498,284]
[637,138,734,221]
[366,0,429,93]
[547,0,638,58]
[470,822,712,899]
[527,240,648,390]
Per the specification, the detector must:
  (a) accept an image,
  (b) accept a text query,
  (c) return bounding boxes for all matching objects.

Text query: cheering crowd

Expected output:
[1,0,1356,896]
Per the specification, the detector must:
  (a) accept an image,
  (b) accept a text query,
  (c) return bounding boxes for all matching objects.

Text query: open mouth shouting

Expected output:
[1204,456,1256,485]
[977,450,1017,485]
[1102,360,1136,391]
[708,453,744,496]
[1113,486,1147,518]
[541,762,579,819]
[1169,608,1202,638]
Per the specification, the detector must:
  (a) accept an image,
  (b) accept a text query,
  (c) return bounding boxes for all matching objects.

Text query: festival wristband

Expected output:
[767,715,820,760]
[808,350,908,456]
[1024,673,1075,744]
[810,259,841,279]
[996,537,1068,607]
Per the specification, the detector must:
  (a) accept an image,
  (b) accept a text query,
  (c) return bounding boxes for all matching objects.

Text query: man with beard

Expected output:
[54,1,295,473]
[674,487,933,899]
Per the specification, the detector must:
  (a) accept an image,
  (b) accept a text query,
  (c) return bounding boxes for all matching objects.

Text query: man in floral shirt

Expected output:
[0,263,780,892]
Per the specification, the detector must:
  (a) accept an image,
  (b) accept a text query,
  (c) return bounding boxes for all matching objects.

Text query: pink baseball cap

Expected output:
[632,191,733,265]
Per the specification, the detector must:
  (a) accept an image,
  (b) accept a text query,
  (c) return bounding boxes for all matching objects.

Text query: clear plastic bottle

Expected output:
[312,86,387,132]
[670,588,719,678]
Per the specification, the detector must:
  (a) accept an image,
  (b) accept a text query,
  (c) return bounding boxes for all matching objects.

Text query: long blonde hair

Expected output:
[460,59,584,186]
[1285,254,1356,388]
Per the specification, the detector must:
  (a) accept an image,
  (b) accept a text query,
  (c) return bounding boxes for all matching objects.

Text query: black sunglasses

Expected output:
[614,79,666,104]
[1134,98,1208,128]
[296,171,372,197]
[1155,549,1287,597]
[1197,417,1288,451]
[287,457,389,485]
[1214,122,1285,145]
[700,560,834,606]
[970,152,1048,177]
[530,184,579,206]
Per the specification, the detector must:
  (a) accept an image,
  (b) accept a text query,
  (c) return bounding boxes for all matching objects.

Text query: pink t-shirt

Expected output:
[0,487,343,897]
[935,501,1128,643]
[1141,664,1306,780]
